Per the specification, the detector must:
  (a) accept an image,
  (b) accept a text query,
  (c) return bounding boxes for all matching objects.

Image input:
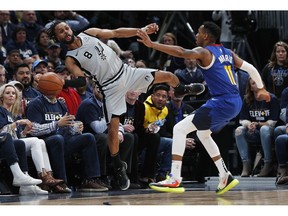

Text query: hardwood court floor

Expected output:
[1,176,288,206]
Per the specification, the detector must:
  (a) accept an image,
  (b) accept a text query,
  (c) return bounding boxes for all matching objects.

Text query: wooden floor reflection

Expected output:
[1,176,288,205]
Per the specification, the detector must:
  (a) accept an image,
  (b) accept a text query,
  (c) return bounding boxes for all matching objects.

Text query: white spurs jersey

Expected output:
[66,32,123,86]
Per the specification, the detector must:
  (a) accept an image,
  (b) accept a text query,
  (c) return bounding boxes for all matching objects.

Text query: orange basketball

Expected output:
[37,72,64,96]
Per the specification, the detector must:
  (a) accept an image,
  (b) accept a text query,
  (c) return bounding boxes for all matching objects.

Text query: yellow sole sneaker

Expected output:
[216,178,239,195]
[149,184,185,193]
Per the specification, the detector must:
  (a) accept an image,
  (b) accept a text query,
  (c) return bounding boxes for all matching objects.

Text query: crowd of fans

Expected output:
[1,10,288,196]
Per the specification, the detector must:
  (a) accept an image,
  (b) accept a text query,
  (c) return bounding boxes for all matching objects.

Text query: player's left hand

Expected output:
[256,88,271,102]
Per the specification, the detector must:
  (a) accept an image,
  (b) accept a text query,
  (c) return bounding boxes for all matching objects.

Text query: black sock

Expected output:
[111,152,122,169]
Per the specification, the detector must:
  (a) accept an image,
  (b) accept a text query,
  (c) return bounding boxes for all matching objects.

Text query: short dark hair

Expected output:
[13,63,30,75]
[203,21,221,42]
[152,84,169,93]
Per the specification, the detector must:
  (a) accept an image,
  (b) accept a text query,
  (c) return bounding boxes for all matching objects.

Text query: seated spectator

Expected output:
[0,132,43,195]
[12,63,42,116]
[274,117,288,185]
[143,84,172,182]
[26,84,108,192]
[119,90,149,188]
[0,83,65,194]
[0,64,7,87]
[55,65,82,115]
[235,77,280,177]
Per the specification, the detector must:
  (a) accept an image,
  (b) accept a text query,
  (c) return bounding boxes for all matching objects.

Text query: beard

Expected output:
[62,34,75,45]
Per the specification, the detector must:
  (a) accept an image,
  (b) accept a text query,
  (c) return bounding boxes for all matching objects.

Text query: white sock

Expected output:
[171,160,182,181]
[10,163,27,180]
[215,158,229,177]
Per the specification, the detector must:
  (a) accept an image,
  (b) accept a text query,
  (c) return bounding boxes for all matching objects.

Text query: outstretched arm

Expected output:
[137,29,211,66]
[85,23,159,39]
[232,51,270,102]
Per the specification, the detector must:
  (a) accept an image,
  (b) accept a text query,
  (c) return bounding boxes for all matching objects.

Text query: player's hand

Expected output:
[142,23,159,34]
[255,88,271,102]
[137,29,153,48]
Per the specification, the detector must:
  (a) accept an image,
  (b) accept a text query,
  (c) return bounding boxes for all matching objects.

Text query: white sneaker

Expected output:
[216,172,239,195]
[19,185,48,195]
[13,175,42,187]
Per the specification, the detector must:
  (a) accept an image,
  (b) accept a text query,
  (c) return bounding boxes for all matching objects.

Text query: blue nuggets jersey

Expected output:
[192,44,242,133]
[198,44,239,97]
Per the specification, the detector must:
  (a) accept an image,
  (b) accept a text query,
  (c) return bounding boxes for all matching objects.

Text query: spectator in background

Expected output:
[5,26,40,60]
[0,132,43,195]
[46,60,56,72]
[43,40,64,67]
[274,107,288,185]
[3,49,22,82]
[55,65,82,116]
[17,11,43,43]
[0,84,64,194]
[120,89,160,188]
[26,84,108,192]
[0,64,7,87]
[35,28,49,59]
[23,57,34,70]
[174,58,205,85]
[0,10,17,46]
[174,58,208,101]
[157,32,185,73]
[212,11,233,49]
[261,41,288,100]
[13,63,42,116]
[235,77,280,177]
[45,11,90,33]
[0,34,6,65]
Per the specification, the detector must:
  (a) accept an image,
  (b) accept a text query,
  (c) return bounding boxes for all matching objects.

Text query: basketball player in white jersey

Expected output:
[47,20,205,190]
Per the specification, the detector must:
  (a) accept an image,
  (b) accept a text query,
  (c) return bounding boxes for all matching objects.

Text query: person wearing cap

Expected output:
[55,65,82,115]
[32,59,48,75]
[31,59,49,90]
[43,40,64,68]
[8,80,24,92]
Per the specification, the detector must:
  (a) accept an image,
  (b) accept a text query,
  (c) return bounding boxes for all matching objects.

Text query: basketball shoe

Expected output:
[114,161,130,191]
[216,172,239,195]
[174,83,205,98]
[149,174,185,193]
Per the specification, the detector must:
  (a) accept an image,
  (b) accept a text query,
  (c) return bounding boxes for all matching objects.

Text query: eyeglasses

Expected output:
[0,74,5,77]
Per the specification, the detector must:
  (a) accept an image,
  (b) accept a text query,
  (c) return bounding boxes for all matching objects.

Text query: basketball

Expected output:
[37,72,64,96]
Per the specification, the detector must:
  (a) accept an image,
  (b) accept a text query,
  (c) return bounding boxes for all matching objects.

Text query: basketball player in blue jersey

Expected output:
[137,21,271,194]
[46,20,205,191]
